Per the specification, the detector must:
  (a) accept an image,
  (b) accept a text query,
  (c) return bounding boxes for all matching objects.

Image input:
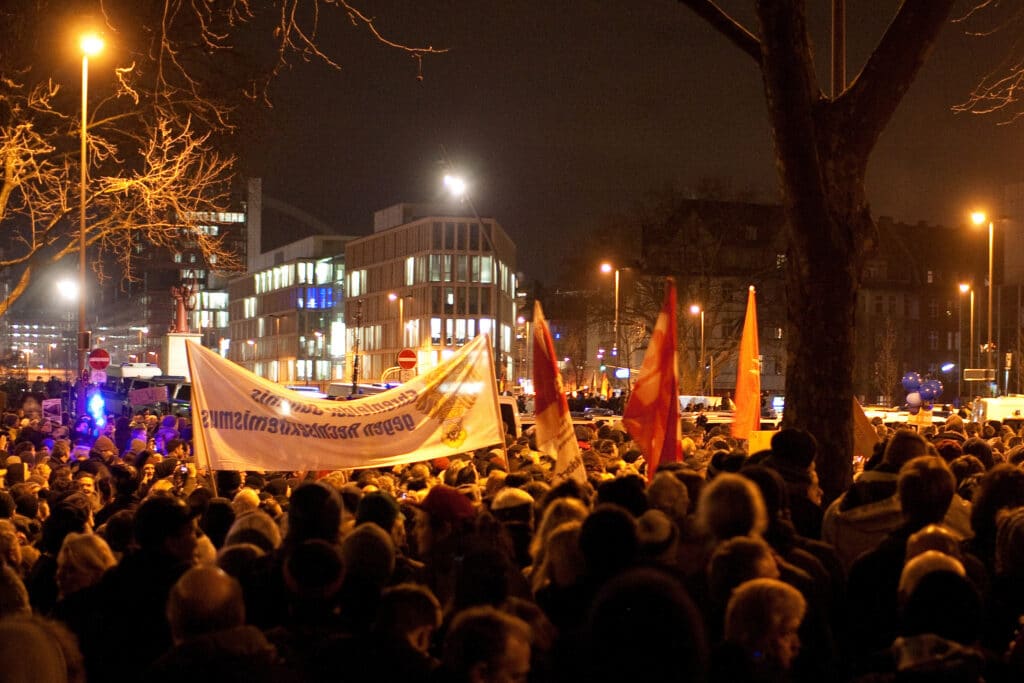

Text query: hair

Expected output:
[882,429,931,469]
[970,465,1024,549]
[224,510,281,553]
[442,605,532,680]
[0,614,86,683]
[55,533,116,599]
[707,536,779,607]
[528,496,589,566]
[372,583,442,637]
[897,456,956,527]
[724,578,807,657]
[696,473,768,541]
[579,504,638,579]
[166,566,246,644]
[531,520,584,593]
[582,568,707,683]
[283,482,342,547]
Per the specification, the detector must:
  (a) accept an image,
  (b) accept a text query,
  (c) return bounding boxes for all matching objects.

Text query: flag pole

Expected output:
[484,333,510,470]
[185,341,218,497]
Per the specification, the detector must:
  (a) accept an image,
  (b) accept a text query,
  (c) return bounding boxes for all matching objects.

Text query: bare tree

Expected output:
[0,1,444,316]
[953,3,1024,122]
[875,318,900,405]
[680,1,956,499]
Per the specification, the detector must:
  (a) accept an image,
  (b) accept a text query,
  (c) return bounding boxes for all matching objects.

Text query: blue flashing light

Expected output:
[88,392,106,429]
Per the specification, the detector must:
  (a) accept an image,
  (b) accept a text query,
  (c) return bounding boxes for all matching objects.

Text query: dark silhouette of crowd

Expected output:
[1,405,1024,682]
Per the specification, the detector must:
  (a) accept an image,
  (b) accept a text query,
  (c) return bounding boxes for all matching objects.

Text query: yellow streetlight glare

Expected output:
[57,279,79,301]
[443,174,467,197]
[388,292,398,301]
[80,34,104,56]
[599,262,613,274]
[690,304,701,315]
[959,283,970,294]
[971,211,987,226]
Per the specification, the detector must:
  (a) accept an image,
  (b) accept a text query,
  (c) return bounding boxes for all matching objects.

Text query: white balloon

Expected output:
[906,391,922,407]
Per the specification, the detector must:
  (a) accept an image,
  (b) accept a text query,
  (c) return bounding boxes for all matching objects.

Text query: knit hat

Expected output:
[898,550,966,601]
[129,438,148,454]
[636,509,678,557]
[417,484,476,524]
[92,435,116,454]
[490,487,534,512]
[764,428,817,484]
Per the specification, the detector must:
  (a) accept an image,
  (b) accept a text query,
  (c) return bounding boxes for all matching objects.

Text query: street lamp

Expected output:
[78,32,104,378]
[958,283,971,402]
[971,211,996,395]
[388,292,406,349]
[599,262,620,358]
[690,304,705,395]
[57,279,79,380]
[444,172,506,379]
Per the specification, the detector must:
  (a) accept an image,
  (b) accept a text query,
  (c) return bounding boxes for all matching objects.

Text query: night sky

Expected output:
[237,2,1021,286]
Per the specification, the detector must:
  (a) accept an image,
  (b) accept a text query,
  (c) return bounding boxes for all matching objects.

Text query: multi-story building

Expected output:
[343,203,517,383]
[226,180,359,386]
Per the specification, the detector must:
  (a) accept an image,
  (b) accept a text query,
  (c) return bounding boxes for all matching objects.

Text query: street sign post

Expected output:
[88,348,111,372]
[397,348,417,370]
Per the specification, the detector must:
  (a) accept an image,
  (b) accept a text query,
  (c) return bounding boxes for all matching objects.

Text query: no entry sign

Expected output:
[88,348,111,371]
[397,348,417,370]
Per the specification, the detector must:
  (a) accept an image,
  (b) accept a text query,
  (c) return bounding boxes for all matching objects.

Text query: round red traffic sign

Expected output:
[397,348,418,370]
[88,348,111,370]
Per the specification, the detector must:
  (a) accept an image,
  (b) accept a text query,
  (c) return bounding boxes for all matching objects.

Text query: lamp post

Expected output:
[351,298,364,396]
[958,283,970,402]
[971,211,996,395]
[388,292,406,348]
[57,279,79,380]
[444,173,506,379]
[599,263,621,360]
[690,304,705,395]
[78,33,103,378]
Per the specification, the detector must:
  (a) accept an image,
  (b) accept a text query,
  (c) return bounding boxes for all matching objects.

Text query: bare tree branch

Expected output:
[677,0,761,63]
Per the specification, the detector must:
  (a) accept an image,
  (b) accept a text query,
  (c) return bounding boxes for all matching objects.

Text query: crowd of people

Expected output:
[0,404,1023,682]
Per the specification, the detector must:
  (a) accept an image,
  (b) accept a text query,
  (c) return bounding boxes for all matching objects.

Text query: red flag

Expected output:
[733,286,761,440]
[623,279,682,478]
[532,301,586,484]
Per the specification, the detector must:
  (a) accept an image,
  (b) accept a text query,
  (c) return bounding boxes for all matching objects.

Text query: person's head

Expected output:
[724,578,807,670]
[583,568,707,682]
[579,504,638,579]
[970,464,1024,543]
[995,506,1024,576]
[341,522,396,590]
[707,535,780,607]
[900,566,982,646]
[166,565,245,645]
[73,474,95,497]
[898,549,966,606]
[696,472,768,541]
[962,437,995,470]
[414,484,477,555]
[284,481,343,547]
[134,494,199,563]
[0,614,85,683]
[55,532,116,599]
[356,490,403,536]
[897,456,956,528]
[373,583,442,655]
[442,605,532,683]
[164,438,186,460]
[223,510,281,553]
[882,429,931,470]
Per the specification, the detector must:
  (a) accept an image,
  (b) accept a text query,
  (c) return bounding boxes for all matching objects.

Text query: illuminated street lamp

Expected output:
[444,172,505,378]
[78,32,104,377]
[971,211,996,394]
[57,279,79,379]
[599,262,620,357]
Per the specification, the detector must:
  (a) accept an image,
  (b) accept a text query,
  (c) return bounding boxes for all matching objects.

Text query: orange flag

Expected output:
[852,397,880,460]
[733,286,761,440]
[623,279,682,478]
[600,373,610,399]
[532,301,586,484]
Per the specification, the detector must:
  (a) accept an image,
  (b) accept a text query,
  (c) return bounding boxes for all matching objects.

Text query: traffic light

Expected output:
[599,364,607,372]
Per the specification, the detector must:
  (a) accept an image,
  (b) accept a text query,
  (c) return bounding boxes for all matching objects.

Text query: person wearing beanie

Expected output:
[763,428,823,540]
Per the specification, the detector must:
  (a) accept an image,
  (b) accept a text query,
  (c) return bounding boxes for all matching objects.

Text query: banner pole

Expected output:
[485,333,510,470]
[185,341,219,497]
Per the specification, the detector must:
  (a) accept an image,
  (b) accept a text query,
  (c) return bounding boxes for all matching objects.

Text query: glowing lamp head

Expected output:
[443,174,467,197]
[600,262,613,274]
[959,283,970,294]
[388,292,398,302]
[80,33,104,57]
[971,211,987,226]
[690,304,701,315]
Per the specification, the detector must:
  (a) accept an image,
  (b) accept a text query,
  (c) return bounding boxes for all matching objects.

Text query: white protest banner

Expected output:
[186,335,504,471]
